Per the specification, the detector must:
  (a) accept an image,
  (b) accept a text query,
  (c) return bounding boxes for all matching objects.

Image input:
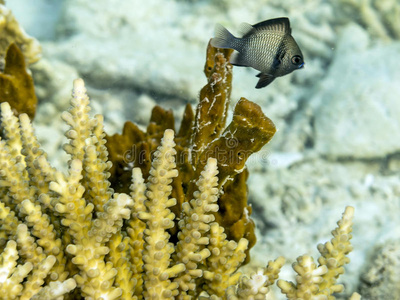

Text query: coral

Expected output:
[227,257,285,299]
[106,41,276,260]
[0,77,268,298]
[0,28,358,297]
[0,3,41,69]
[0,76,356,298]
[0,43,37,119]
[278,206,355,299]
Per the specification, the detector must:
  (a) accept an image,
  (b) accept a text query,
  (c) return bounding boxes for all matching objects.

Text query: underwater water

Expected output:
[5,0,400,298]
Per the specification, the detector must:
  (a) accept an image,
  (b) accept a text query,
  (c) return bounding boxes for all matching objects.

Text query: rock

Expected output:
[358,239,400,300]
[311,25,400,158]
[47,0,207,100]
[6,0,62,40]
[247,158,400,298]
[31,57,79,110]
[40,0,338,136]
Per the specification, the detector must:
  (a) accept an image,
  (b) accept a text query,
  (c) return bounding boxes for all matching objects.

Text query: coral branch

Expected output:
[139,129,185,299]
[278,207,355,299]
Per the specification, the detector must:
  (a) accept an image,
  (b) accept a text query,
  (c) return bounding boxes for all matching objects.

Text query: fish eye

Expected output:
[291,55,302,65]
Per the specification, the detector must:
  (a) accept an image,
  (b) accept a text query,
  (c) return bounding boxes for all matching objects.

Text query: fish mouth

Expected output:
[298,63,305,69]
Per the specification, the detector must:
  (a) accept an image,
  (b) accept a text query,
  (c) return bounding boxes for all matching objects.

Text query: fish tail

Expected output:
[210,24,237,49]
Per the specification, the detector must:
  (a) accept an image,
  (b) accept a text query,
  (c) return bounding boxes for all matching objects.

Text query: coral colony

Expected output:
[0,2,360,299]
[0,44,358,300]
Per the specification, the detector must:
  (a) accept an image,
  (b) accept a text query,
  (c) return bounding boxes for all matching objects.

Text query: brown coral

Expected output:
[105,41,276,260]
[0,43,37,119]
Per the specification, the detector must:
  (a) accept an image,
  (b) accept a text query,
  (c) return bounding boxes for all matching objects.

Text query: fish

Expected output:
[210,17,304,89]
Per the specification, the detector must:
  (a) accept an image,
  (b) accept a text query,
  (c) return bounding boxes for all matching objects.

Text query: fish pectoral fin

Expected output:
[230,51,248,67]
[273,49,286,69]
[255,73,275,89]
[272,57,281,69]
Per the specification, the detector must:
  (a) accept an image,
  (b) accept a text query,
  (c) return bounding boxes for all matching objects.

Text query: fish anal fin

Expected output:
[252,17,291,34]
[255,73,275,89]
[230,51,248,67]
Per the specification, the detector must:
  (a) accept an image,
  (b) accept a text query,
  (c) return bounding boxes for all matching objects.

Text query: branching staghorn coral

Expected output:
[278,206,356,300]
[0,77,280,299]
[0,77,357,299]
[0,37,358,298]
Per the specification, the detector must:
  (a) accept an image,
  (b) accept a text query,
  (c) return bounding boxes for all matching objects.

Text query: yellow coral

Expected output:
[278,206,355,300]
[227,256,285,299]
[138,129,186,299]
[173,157,219,296]
[0,78,356,299]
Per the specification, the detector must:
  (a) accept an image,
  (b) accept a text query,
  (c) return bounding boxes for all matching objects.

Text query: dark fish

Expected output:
[210,17,304,88]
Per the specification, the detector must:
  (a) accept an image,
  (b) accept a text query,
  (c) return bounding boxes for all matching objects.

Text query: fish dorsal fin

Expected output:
[252,17,291,34]
[238,22,255,37]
